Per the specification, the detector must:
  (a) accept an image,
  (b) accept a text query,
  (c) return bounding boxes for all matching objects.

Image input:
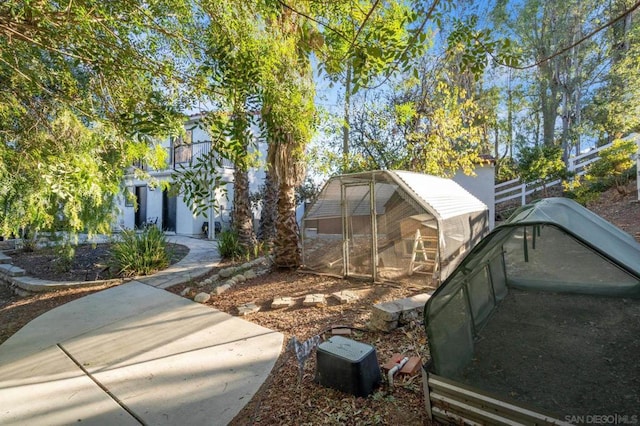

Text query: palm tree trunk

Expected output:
[258,169,278,246]
[274,181,299,267]
[232,167,255,248]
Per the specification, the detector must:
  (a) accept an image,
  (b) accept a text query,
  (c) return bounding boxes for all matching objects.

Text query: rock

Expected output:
[224,279,235,287]
[243,269,257,280]
[210,274,220,282]
[203,278,213,285]
[219,267,235,278]
[215,284,230,295]
[194,292,211,303]
[237,302,260,316]
[251,257,266,267]
[369,316,398,332]
[331,290,359,304]
[371,301,403,322]
[303,293,327,307]
[371,293,432,331]
[180,287,192,296]
[235,274,246,283]
[271,296,294,309]
[255,268,270,276]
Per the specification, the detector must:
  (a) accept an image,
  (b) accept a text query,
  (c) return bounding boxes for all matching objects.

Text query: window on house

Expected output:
[173,129,194,165]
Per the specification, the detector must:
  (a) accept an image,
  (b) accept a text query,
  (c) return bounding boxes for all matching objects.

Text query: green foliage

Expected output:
[587,139,637,194]
[55,244,76,273]
[496,157,519,183]
[316,0,429,92]
[217,230,245,260]
[562,175,600,206]
[403,82,484,177]
[295,178,322,205]
[110,227,169,277]
[0,0,190,239]
[517,145,567,187]
[447,16,520,77]
[585,13,640,141]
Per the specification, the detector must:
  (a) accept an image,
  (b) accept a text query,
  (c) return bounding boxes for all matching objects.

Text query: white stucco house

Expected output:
[115,114,266,238]
[453,155,496,229]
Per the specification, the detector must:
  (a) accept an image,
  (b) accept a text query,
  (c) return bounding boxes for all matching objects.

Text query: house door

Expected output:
[342,183,376,279]
[162,189,177,232]
[134,186,147,228]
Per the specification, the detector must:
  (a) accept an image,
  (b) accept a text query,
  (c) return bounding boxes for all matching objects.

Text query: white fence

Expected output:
[494,141,616,207]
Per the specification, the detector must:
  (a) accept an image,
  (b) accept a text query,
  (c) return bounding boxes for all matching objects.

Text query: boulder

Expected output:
[194,292,211,303]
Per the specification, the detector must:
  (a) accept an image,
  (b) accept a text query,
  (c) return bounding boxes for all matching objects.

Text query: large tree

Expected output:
[491,0,625,160]
[0,0,191,237]
[585,0,640,143]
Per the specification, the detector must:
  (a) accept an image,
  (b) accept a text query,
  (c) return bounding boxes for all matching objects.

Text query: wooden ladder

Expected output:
[408,229,437,276]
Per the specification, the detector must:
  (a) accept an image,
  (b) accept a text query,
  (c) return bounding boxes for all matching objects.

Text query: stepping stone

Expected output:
[0,264,25,277]
[370,293,432,332]
[331,290,359,304]
[303,293,326,307]
[271,296,294,309]
[331,327,351,336]
[237,302,260,316]
[193,292,211,303]
[0,252,11,264]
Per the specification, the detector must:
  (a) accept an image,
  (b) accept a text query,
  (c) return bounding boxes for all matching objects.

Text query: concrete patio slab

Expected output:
[0,278,284,425]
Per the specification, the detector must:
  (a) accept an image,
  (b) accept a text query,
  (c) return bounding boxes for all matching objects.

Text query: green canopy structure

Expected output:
[423,197,640,417]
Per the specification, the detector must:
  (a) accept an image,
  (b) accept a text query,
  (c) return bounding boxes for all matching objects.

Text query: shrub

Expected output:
[110,227,169,277]
[217,229,245,260]
[54,243,76,273]
[562,175,600,206]
[587,139,637,195]
[517,145,567,196]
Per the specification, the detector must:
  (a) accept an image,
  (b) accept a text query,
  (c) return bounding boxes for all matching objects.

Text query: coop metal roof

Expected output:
[305,170,488,222]
[392,171,487,220]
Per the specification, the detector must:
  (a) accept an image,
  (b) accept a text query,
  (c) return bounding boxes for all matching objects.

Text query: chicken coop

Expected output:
[301,170,489,283]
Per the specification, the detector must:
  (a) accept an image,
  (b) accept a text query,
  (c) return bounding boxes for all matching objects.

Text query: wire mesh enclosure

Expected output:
[423,197,640,418]
[301,171,489,283]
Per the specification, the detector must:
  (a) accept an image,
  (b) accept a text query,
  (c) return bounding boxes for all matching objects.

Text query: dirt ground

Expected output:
[7,243,189,282]
[1,182,638,425]
[454,289,640,417]
[167,269,435,425]
[0,243,188,345]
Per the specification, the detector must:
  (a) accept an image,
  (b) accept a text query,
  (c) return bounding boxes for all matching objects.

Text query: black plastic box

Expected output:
[315,336,381,397]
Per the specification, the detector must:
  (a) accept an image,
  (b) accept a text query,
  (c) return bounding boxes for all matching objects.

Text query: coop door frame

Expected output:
[341,180,378,281]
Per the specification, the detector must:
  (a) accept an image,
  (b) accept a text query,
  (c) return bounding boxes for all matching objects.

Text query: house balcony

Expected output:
[128,140,235,175]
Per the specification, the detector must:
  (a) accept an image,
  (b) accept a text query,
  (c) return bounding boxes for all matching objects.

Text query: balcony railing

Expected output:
[129,141,235,173]
[172,141,235,169]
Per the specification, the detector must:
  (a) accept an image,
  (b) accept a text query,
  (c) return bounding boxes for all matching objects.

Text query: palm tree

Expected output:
[259,7,316,268]
[257,164,278,247]
[230,108,256,248]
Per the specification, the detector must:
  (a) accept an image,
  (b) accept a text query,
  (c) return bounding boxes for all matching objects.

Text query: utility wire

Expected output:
[480,0,640,70]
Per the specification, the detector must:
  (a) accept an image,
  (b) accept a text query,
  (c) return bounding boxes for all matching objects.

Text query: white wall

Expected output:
[453,164,496,230]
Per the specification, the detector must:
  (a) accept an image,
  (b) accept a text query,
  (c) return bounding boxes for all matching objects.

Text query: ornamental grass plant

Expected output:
[110,226,169,277]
